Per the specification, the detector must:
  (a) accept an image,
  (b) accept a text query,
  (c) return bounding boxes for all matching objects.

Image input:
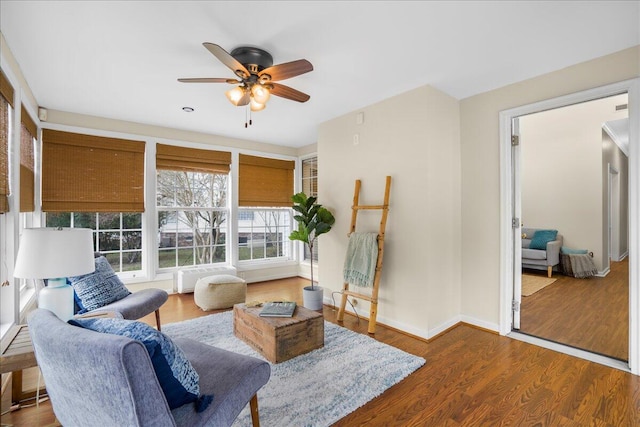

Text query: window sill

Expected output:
[237,259,297,271]
[19,287,36,314]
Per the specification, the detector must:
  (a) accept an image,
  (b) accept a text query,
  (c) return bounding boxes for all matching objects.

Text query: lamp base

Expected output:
[39,278,74,321]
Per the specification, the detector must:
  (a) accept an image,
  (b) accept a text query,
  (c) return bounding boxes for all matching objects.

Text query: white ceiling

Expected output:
[1,1,638,148]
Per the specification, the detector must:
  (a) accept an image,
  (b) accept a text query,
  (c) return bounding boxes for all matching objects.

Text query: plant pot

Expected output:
[302,285,324,311]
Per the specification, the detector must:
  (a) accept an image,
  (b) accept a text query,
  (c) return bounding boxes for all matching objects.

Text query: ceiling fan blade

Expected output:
[259,59,313,82]
[270,83,310,103]
[203,42,250,79]
[177,78,239,83]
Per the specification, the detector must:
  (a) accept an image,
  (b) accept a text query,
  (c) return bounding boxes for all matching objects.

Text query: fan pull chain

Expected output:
[244,105,254,128]
[244,105,253,129]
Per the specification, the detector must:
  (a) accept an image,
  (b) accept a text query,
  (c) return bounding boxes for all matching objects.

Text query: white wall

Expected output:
[519,94,628,272]
[318,84,461,339]
[460,46,639,327]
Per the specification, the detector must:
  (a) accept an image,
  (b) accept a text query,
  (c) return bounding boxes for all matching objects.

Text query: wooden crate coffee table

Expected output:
[233,303,324,363]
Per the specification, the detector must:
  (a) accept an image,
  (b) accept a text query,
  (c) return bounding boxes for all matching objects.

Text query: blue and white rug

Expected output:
[163,311,425,426]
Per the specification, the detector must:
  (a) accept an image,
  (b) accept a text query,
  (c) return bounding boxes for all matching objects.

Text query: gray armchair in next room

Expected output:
[521,227,563,278]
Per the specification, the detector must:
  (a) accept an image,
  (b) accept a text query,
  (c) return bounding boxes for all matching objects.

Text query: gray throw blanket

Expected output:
[343,232,378,287]
[569,254,598,278]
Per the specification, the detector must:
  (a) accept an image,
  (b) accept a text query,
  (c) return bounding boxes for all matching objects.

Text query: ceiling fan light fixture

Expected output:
[225,86,247,106]
[250,98,266,112]
[251,84,271,104]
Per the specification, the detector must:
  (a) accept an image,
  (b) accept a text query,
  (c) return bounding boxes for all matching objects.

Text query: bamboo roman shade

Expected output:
[20,107,36,212]
[42,129,145,212]
[0,69,13,213]
[0,69,14,108]
[156,143,231,174]
[239,154,295,207]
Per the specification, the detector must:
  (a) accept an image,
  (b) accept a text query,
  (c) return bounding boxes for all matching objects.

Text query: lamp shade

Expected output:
[14,228,95,279]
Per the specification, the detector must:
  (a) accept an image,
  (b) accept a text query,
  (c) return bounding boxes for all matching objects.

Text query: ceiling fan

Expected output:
[178,43,313,115]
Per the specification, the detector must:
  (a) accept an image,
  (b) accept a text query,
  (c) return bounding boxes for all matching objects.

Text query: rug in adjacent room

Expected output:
[163,311,425,426]
[522,274,557,296]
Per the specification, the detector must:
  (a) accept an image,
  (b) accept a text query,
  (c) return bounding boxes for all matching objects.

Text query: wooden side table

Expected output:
[1,324,41,403]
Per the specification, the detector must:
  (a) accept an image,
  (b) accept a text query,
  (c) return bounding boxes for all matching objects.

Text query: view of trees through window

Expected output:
[238,208,292,261]
[45,212,142,273]
[156,170,227,268]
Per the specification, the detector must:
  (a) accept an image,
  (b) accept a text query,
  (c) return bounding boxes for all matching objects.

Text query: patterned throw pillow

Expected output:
[68,256,131,313]
[68,317,213,412]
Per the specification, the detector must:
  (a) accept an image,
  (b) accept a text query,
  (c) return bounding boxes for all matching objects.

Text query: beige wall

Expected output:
[460,46,639,327]
[519,94,628,272]
[318,84,461,338]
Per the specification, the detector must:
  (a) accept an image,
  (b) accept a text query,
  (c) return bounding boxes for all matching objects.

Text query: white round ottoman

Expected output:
[194,274,246,311]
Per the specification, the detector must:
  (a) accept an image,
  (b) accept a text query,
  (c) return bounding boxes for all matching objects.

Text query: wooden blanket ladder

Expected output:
[337,176,391,334]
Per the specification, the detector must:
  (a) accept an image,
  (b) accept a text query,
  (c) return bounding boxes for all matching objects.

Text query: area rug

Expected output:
[163,311,425,426]
[522,274,557,296]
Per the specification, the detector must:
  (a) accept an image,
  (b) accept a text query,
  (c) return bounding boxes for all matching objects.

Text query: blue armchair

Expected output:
[28,309,270,426]
[91,287,168,330]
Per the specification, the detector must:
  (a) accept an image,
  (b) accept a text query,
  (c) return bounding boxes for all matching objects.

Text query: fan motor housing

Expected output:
[231,46,273,73]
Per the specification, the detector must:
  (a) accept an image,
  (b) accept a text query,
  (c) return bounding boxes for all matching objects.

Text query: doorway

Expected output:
[516,94,629,361]
[499,79,640,375]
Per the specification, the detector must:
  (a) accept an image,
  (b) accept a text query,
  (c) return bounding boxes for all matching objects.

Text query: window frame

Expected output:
[156,169,230,272]
[301,155,319,263]
[237,207,294,264]
[44,212,145,279]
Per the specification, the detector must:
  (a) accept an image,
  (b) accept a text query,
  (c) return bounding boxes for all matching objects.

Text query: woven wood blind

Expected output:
[20,107,36,212]
[0,69,14,108]
[239,154,295,207]
[156,143,231,174]
[0,91,9,213]
[42,129,145,212]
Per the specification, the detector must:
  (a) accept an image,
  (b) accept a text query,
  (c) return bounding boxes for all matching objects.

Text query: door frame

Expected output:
[608,164,620,263]
[498,78,639,375]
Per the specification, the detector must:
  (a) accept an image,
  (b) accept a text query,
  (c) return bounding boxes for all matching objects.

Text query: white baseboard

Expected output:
[459,315,500,333]
[325,298,498,341]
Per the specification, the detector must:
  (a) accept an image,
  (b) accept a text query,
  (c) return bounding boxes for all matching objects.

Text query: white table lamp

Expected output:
[14,227,95,320]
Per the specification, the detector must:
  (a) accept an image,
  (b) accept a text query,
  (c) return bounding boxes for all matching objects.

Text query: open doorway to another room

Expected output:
[500,79,639,375]
[515,93,629,361]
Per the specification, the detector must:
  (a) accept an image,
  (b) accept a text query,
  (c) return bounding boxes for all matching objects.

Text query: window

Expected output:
[0,70,12,333]
[302,156,318,197]
[237,154,295,263]
[157,170,228,269]
[45,212,143,274]
[302,156,319,262]
[238,208,293,262]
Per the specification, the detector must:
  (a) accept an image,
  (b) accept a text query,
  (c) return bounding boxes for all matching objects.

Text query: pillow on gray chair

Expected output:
[68,256,131,313]
[69,317,213,412]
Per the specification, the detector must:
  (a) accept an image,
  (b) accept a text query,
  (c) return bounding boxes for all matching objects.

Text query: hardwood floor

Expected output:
[2,276,639,426]
[520,259,629,361]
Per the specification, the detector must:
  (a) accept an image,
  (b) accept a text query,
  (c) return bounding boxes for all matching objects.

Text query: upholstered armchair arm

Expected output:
[546,238,563,266]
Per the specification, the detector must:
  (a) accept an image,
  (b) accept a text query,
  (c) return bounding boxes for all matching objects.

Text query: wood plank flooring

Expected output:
[520,259,629,361]
[2,276,639,426]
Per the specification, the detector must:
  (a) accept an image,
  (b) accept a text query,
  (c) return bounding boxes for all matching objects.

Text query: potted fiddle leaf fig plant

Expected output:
[289,192,335,310]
